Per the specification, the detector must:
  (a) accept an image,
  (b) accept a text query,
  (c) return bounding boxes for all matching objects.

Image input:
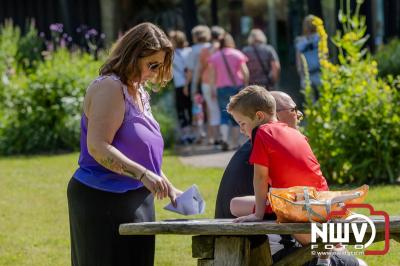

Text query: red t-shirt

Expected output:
[249,122,329,191]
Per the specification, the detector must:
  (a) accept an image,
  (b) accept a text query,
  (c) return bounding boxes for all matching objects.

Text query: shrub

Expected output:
[16,20,45,72]
[0,20,19,72]
[0,49,100,154]
[0,20,176,154]
[303,1,400,185]
[374,38,400,77]
[149,82,176,149]
[0,20,20,112]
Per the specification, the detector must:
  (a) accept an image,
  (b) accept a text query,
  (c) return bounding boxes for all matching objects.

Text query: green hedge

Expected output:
[303,2,400,185]
[0,22,175,154]
[0,49,100,154]
[375,38,400,78]
[149,83,176,149]
[0,20,20,113]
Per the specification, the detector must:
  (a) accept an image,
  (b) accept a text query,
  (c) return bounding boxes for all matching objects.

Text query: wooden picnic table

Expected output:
[119,217,400,266]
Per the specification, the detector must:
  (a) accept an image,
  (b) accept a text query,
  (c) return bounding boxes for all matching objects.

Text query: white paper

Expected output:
[164,184,205,215]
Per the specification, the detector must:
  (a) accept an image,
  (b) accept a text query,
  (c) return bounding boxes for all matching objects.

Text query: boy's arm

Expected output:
[253,164,269,219]
[234,163,269,222]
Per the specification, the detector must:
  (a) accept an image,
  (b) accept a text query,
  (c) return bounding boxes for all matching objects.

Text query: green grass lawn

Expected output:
[0,152,399,265]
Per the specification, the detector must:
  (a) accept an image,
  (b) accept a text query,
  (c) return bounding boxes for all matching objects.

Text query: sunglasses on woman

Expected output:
[147,62,163,72]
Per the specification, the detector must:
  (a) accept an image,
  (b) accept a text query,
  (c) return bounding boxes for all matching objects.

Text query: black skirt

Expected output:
[67,177,155,266]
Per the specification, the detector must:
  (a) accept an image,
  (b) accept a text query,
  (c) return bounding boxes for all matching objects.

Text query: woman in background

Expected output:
[242,29,280,90]
[208,33,249,151]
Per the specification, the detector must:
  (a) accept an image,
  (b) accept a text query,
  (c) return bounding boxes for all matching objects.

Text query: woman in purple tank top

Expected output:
[67,23,182,266]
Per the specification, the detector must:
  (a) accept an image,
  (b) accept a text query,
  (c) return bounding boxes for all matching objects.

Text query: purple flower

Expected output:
[50,23,63,33]
[60,39,66,48]
[39,32,45,38]
[67,36,72,42]
[87,29,98,36]
[46,42,54,52]
[49,24,57,31]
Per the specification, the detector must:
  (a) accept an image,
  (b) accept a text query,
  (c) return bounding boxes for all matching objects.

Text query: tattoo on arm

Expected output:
[99,157,123,173]
[121,165,139,180]
[100,157,137,178]
[99,157,138,179]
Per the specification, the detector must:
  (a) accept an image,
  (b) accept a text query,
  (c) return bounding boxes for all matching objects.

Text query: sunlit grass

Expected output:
[0,153,399,265]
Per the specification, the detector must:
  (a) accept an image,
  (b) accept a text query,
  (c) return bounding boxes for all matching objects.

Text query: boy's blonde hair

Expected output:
[227,85,276,118]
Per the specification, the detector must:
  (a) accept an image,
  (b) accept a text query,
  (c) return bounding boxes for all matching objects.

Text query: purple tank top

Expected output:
[73,74,164,193]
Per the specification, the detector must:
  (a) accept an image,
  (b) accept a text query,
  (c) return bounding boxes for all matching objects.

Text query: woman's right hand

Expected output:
[141,170,169,200]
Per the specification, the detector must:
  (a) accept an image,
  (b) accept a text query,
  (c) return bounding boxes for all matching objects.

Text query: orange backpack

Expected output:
[268,185,369,223]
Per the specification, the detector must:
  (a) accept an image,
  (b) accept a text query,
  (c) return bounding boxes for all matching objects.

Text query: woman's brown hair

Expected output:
[220,33,235,49]
[100,22,173,87]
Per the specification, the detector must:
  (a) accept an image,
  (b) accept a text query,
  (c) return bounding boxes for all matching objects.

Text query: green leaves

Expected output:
[375,38,400,77]
[0,21,176,154]
[0,48,101,154]
[303,0,400,185]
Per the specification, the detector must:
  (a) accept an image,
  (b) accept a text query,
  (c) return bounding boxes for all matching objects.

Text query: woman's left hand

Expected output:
[233,213,263,223]
[168,186,183,208]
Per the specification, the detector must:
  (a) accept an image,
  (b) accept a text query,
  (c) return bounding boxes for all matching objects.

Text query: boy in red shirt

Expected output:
[227,85,329,224]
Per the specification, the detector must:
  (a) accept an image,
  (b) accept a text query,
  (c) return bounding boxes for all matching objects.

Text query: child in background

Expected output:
[192,93,206,143]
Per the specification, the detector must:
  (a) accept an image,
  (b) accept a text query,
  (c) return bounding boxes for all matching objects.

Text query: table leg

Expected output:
[214,236,250,265]
[192,235,273,266]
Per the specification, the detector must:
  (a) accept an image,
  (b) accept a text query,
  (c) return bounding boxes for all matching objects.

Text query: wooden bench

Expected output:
[119,217,400,266]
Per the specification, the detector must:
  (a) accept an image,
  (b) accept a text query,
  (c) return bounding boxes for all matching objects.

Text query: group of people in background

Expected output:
[169,15,321,151]
[169,24,281,151]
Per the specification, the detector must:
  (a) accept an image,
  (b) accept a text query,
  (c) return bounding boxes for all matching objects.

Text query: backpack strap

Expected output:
[252,45,270,81]
[221,50,238,87]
